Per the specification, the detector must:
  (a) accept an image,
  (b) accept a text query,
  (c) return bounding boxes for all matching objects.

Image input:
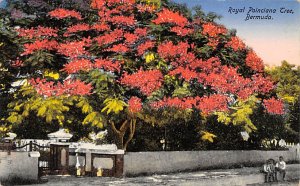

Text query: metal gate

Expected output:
[14,141,50,177]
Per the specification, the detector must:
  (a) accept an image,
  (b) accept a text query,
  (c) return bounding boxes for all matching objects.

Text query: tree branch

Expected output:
[119,120,128,133]
[123,119,136,151]
[109,120,120,135]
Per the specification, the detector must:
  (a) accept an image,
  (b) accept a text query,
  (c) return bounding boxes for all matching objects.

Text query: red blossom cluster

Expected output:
[196,94,228,115]
[169,67,198,81]
[197,64,274,99]
[64,23,91,37]
[106,43,129,53]
[63,59,93,74]
[251,74,274,93]
[115,4,135,12]
[245,50,264,72]
[206,38,219,49]
[170,26,193,36]
[263,98,284,114]
[189,57,221,72]
[202,66,250,94]
[94,28,149,50]
[22,39,58,55]
[120,69,163,96]
[13,0,284,118]
[225,36,245,51]
[105,0,135,6]
[136,4,156,13]
[173,57,266,100]
[109,15,136,26]
[93,0,135,24]
[48,8,82,20]
[91,23,110,32]
[30,78,92,97]
[57,38,92,58]
[17,26,58,39]
[90,0,105,9]
[94,29,123,45]
[157,41,197,68]
[62,58,122,74]
[128,96,142,113]
[202,22,227,49]
[198,65,257,99]
[152,8,188,27]
[150,94,228,115]
[94,58,121,72]
[124,33,139,45]
[157,41,189,60]
[134,28,148,37]
[202,22,227,37]
[11,58,24,67]
[137,40,155,55]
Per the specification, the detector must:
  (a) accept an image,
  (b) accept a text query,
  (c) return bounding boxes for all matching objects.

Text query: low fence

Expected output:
[14,139,53,151]
[124,147,300,175]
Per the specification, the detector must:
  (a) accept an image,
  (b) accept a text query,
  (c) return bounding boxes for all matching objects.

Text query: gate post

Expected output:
[29,141,33,151]
[50,143,70,175]
[47,128,73,175]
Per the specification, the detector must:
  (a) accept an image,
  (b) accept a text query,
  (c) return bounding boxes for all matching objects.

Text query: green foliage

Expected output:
[266,61,300,104]
[138,0,162,8]
[266,61,300,142]
[0,16,22,136]
[230,96,258,132]
[86,70,115,98]
[198,116,249,150]
[8,94,70,124]
[82,112,103,128]
[201,131,217,142]
[172,82,192,98]
[214,96,258,133]
[101,98,127,114]
[127,119,200,151]
[7,83,105,131]
[249,105,287,147]
[142,107,194,127]
[25,51,55,67]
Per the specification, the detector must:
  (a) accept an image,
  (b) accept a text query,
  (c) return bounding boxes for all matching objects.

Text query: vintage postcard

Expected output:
[0,0,299,185]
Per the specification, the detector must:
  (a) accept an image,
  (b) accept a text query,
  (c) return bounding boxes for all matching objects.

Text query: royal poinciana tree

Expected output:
[3,0,284,150]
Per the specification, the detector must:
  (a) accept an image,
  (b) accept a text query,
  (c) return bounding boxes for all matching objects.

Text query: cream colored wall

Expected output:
[0,151,39,181]
[124,148,299,175]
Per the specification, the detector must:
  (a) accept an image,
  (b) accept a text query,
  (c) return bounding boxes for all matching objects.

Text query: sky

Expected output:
[0,0,5,8]
[0,0,299,66]
[172,0,300,66]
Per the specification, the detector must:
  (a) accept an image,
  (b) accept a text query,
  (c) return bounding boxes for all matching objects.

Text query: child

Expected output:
[276,156,286,181]
[263,159,276,182]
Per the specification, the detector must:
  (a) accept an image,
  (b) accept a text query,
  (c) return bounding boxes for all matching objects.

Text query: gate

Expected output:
[14,141,50,177]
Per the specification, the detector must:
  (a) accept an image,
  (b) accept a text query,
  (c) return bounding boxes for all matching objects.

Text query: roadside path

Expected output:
[19,164,299,186]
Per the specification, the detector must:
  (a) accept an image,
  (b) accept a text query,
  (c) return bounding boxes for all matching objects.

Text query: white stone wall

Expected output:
[0,151,39,181]
[124,148,299,175]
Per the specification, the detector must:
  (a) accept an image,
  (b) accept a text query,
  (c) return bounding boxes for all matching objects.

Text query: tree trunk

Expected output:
[109,119,136,151]
[123,119,136,151]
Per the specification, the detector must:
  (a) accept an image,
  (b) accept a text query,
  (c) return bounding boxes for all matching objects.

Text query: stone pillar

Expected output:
[115,154,124,177]
[50,143,69,175]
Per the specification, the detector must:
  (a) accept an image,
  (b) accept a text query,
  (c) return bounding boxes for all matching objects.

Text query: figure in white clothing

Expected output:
[263,159,276,182]
[276,156,286,181]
